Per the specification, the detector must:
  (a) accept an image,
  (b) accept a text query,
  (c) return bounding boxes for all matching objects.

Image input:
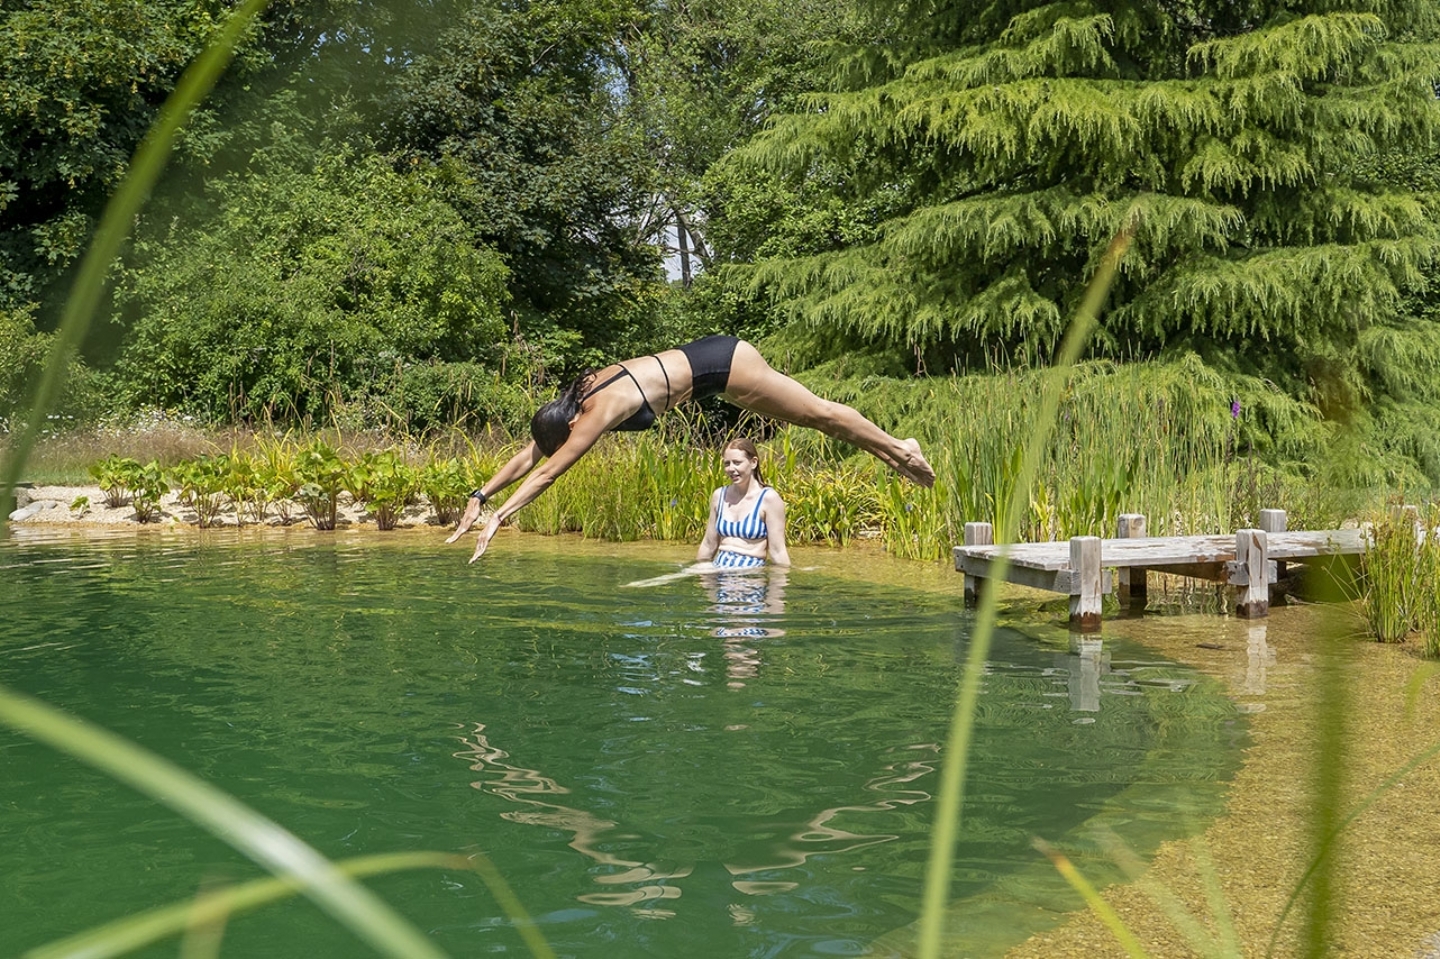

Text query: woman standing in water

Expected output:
[696,437,789,569]
[449,334,932,562]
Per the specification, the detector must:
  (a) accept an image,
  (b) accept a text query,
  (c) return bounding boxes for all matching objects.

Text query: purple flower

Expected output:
[1230,399,1242,419]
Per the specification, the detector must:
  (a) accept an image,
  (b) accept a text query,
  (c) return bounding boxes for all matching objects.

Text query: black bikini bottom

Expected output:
[679,335,739,400]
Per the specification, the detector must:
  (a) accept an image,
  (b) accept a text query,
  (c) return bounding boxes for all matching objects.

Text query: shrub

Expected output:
[292,440,348,530]
[348,450,417,531]
[88,454,138,508]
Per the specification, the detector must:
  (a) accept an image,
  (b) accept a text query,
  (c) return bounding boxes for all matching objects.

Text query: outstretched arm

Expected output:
[697,490,721,562]
[445,442,543,543]
[461,414,610,563]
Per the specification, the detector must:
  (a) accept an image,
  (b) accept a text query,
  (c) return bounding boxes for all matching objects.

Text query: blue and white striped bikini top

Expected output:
[715,488,769,540]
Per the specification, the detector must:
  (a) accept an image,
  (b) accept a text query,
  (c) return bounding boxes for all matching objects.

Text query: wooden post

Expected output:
[1259,509,1287,597]
[1069,536,1103,632]
[963,522,993,607]
[1116,513,1147,609]
[1258,509,1287,533]
[1236,528,1269,618]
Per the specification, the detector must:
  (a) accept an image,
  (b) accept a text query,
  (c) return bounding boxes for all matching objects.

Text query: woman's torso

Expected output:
[583,336,739,433]
[714,485,773,564]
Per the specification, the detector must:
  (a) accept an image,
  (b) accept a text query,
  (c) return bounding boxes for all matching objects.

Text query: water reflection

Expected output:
[455,722,936,920]
[1242,623,1275,707]
[1066,635,1107,714]
[700,566,787,689]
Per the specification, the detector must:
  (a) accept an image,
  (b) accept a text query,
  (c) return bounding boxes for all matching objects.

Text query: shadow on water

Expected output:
[0,531,1243,958]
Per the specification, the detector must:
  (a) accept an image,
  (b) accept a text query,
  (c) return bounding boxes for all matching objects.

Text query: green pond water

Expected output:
[0,531,1244,958]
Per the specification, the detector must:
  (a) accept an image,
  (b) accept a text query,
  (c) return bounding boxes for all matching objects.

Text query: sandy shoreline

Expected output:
[992,606,1440,959]
[8,485,1440,957]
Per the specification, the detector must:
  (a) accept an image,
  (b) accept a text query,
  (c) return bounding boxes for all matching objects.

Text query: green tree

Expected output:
[726,0,1440,390]
[617,0,855,286]
[0,0,307,317]
[377,0,667,375]
[0,302,99,427]
[111,145,513,428]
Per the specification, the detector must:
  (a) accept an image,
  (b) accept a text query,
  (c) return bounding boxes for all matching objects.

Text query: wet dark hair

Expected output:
[723,437,765,487]
[531,373,594,456]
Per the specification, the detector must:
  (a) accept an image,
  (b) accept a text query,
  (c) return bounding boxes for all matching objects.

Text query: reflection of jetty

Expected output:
[954,509,1367,631]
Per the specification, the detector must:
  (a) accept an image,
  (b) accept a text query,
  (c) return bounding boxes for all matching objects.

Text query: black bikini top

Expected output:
[583,356,670,432]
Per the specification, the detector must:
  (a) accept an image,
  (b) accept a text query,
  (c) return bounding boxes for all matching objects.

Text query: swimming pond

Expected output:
[0,532,1243,957]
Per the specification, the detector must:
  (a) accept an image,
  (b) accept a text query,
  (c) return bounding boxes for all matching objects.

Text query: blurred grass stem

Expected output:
[0,0,274,525]
[916,219,1138,958]
[0,683,449,959]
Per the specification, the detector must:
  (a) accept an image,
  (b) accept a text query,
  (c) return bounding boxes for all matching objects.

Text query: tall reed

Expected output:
[1418,504,1440,658]
[1351,503,1440,652]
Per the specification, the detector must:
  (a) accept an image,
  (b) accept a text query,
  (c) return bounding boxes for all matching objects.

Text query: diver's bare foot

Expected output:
[902,438,935,487]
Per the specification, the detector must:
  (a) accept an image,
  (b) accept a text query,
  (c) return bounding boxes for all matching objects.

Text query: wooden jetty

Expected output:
[954,509,1368,631]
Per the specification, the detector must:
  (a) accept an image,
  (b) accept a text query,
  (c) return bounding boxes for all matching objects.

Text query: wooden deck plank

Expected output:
[953,529,1364,573]
[952,520,1367,622]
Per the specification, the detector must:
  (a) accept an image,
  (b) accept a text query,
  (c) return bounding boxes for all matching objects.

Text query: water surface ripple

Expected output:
[0,534,1243,958]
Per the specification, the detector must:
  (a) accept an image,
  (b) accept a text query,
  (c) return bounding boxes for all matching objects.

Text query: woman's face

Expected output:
[722,448,757,485]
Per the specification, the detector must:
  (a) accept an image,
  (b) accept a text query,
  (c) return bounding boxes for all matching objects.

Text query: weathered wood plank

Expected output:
[1116,513,1147,607]
[953,528,1365,571]
[1069,536,1102,631]
[954,552,1113,596]
[1236,529,1269,618]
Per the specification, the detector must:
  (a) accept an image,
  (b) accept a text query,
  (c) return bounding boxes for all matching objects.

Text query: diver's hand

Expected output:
[446,495,484,543]
[469,514,503,564]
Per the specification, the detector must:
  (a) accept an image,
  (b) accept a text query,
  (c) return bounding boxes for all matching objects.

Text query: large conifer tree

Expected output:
[732,0,1440,393]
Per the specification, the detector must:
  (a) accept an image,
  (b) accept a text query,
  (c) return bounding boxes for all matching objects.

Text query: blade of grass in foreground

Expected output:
[1033,839,1151,959]
[1091,824,1240,958]
[915,217,1138,959]
[0,683,449,959]
[29,850,556,959]
[0,0,273,525]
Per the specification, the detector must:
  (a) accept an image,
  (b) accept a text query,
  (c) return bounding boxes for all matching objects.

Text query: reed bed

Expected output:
[1349,503,1440,655]
[10,359,1370,561]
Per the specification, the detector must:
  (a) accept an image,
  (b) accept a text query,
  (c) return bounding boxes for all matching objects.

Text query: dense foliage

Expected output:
[113,141,518,429]
[729,0,1440,363]
[6,0,1440,489]
[0,0,307,312]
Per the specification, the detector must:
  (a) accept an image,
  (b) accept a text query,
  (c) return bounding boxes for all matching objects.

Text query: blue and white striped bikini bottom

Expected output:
[713,549,765,569]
